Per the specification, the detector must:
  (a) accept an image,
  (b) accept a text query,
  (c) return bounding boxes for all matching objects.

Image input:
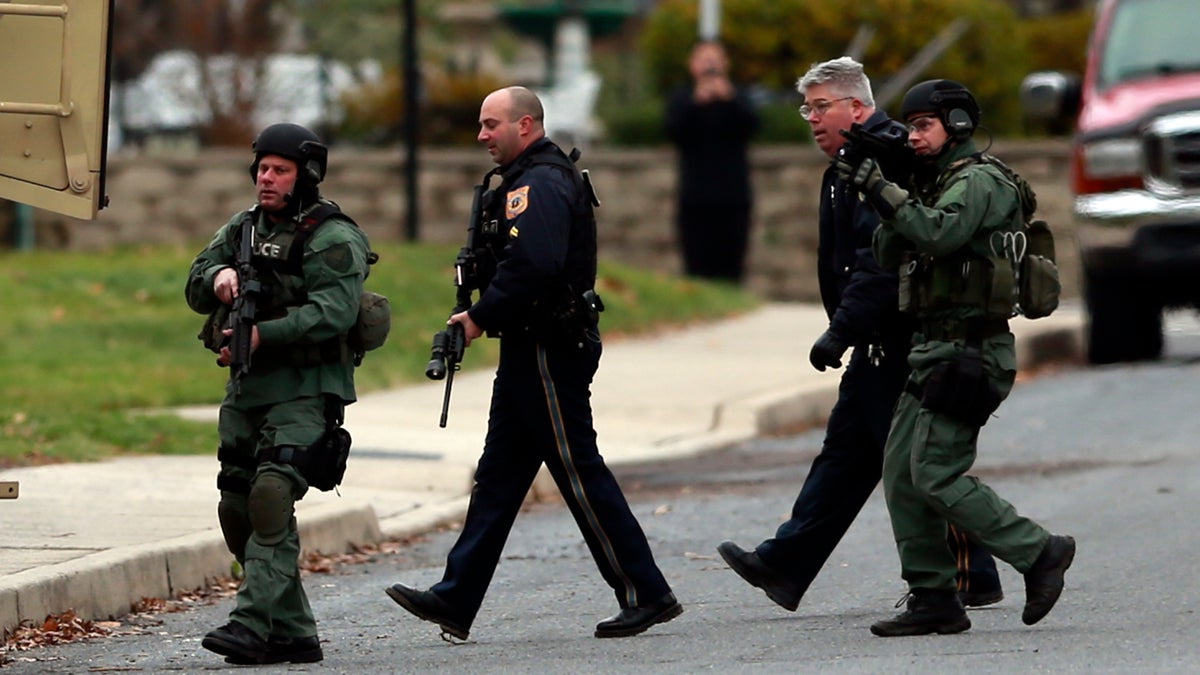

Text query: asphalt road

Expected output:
[6,316,1200,673]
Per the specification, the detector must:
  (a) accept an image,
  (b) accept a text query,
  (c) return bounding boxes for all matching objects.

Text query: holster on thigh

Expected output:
[255,397,352,492]
[917,348,1001,427]
[248,470,296,546]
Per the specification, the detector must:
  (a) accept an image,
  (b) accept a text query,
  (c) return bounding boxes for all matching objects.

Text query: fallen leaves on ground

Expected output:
[1,577,241,661]
[0,540,410,662]
[3,609,112,655]
[301,541,404,574]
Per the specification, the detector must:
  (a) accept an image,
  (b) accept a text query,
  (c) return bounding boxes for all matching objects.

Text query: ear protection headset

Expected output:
[297,140,328,186]
[929,88,978,140]
[248,123,328,188]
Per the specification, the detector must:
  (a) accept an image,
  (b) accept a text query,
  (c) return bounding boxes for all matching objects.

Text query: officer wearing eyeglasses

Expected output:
[717,58,1002,616]
[841,78,1076,637]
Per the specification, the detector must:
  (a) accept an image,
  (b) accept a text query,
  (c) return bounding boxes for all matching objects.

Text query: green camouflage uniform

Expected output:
[186,202,369,640]
[872,139,1051,592]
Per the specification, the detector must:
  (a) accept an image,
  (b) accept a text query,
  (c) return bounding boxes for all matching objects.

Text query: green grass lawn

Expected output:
[0,242,758,465]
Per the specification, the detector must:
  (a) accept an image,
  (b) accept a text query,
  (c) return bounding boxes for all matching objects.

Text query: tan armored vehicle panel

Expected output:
[0,0,112,220]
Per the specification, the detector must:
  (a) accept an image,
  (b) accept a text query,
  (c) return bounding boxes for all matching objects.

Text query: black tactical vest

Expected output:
[489,141,599,294]
[235,200,363,319]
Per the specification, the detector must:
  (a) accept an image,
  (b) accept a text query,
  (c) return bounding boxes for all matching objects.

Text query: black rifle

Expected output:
[228,220,264,392]
[426,182,489,427]
[838,122,916,190]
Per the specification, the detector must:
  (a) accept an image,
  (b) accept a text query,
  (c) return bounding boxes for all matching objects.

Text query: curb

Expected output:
[0,317,1084,634]
[0,503,382,632]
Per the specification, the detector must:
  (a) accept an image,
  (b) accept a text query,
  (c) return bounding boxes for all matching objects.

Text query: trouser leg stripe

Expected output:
[536,344,637,606]
[952,525,969,591]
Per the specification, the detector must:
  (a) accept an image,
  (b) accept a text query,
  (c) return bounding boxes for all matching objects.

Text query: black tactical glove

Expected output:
[835,156,908,218]
[809,329,849,372]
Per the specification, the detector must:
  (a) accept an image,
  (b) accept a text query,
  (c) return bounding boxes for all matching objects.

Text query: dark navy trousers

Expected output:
[432,332,671,624]
[755,345,999,598]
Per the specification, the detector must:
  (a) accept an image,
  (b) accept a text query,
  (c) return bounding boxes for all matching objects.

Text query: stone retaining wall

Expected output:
[26,140,1077,302]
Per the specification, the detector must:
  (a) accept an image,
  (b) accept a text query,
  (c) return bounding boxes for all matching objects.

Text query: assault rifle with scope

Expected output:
[426,181,496,428]
[837,122,916,190]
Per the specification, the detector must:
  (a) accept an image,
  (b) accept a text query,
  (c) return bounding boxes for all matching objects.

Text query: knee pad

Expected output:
[217,492,251,562]
[248,472,295,546]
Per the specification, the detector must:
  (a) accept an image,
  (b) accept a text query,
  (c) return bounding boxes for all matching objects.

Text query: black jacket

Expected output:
[468,138,596,336]
[817,110,914,350]
[664,85,759,206]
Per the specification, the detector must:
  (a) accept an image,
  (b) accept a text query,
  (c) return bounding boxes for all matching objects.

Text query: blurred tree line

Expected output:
[110,0,283,145]
[616,0,1094,144]
[108,0,1094,148]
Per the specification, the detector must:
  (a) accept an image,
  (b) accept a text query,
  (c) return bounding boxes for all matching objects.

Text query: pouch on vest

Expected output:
[975,156,1061,319]
[910,255,1013,318]
[986,257,1016,319]
[287,204,392,361]
[1017,220,1060,319]
[198,304,231,353]
[349,290,391,358]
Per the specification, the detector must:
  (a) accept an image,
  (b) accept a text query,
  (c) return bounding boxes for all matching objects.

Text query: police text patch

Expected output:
[506,185,530,219]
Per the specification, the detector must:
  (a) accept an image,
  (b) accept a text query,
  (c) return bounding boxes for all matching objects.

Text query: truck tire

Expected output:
[1083,246,1163,364]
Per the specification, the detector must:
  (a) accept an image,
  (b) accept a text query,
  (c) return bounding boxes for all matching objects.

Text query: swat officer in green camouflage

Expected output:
[838,80,1076,637]
[185,123,371,664]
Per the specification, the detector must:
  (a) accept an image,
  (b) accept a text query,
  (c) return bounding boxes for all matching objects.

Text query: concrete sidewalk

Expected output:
[0,303,1084,633]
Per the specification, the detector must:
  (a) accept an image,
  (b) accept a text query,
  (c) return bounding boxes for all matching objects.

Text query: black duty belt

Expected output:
[252,339,352,371]
[917,318,1009,342]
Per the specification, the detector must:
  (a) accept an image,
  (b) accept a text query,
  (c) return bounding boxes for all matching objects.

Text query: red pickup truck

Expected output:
[1021,0,1200,363]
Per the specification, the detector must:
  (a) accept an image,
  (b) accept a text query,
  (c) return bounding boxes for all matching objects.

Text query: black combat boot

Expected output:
[201,621,268,663]
[870,589,971,637]
[1022,534,1076,625]
[225,634,323,665]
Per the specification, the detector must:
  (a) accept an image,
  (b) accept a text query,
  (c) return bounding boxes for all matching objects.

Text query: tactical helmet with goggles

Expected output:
[900,79,980,140]
[249,123,328,188]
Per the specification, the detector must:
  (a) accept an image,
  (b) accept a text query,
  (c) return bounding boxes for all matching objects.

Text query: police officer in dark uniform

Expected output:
[385,86,682,640]
[186,123,371,664]
[717,58,1002,612]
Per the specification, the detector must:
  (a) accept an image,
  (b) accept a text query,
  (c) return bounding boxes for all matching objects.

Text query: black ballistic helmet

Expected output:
[249,123,328,187]
[900,79,981,140]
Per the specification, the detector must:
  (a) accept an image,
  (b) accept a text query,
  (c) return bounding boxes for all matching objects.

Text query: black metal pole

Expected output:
[403,0,419,241]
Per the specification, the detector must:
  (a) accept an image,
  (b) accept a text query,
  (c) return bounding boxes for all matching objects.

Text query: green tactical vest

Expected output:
[238,201,389,364]
[898,158,1021,319]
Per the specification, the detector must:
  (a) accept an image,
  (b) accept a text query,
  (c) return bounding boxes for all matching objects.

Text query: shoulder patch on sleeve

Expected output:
[506,185,530,219]
[321,242,354,273]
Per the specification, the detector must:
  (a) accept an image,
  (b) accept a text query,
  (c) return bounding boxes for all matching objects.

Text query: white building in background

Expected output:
[110,50,365,152]
[537,14,601,149]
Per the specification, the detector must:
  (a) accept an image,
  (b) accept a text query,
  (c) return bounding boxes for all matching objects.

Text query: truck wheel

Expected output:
[1084,247,1163,364]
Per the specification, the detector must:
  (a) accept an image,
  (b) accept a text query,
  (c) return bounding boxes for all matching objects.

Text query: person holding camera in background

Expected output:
[186,123,372,664]
[385,86,682,642]
[665,39,760,283]
[844,78,1075,637]
[717,58,1002,616]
